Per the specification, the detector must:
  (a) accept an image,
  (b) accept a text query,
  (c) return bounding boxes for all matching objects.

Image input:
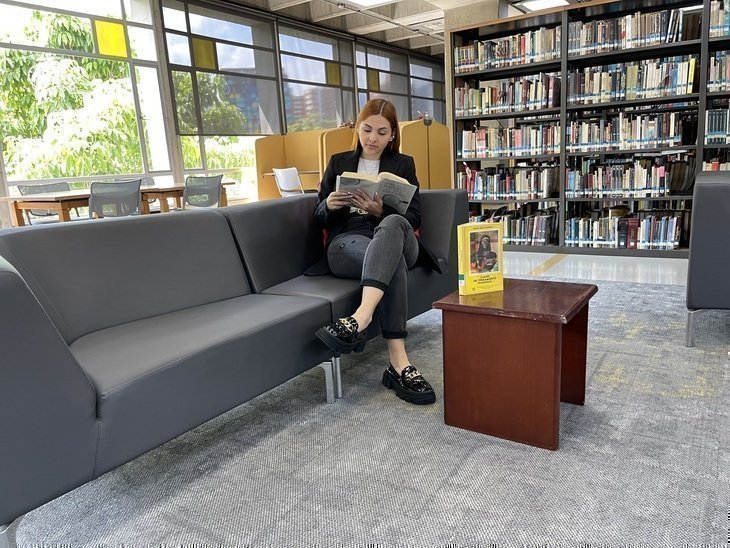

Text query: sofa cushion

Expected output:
[0,210,250,344]
[263,274,362,320]
[262,267,442,337]
[69,293,332,475]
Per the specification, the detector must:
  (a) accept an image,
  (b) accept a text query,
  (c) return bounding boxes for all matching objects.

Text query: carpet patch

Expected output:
[18,279,729,545]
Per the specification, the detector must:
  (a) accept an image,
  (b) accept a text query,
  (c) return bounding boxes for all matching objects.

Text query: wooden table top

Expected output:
[0,190,93,202]
[0,181,235,203]
[433,278,598,324]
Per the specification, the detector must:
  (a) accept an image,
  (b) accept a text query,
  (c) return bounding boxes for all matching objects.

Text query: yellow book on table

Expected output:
[457,221,504,295]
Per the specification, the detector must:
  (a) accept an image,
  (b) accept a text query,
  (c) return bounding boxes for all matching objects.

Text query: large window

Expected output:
[278,26,355,130]
[0,0,446,208]
[0,0,171,187]
[356,43,409,117]
[410,58,445,123]
[355,43,445,124]
[162,1,278,198]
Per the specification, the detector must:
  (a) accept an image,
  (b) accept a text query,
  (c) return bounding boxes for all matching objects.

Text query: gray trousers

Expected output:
[327,215,419,339]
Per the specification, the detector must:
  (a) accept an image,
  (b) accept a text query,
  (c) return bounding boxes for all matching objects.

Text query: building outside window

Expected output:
[161,0,280,199]
[278,26,355,131]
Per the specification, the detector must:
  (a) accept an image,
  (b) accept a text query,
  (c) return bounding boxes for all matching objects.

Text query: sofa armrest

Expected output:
[418,189,469,271]
[0,256,98,525]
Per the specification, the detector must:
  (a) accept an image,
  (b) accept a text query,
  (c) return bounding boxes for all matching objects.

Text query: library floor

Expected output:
[503,251,688,286]
[17,250,727,545]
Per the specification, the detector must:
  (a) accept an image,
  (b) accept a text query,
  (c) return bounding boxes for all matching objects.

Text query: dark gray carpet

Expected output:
[17,279,729,546]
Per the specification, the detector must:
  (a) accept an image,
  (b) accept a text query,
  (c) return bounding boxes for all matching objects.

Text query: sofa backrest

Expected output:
[0,209,251,343]
[419,189,469,269]
[219,194,323,293]
[686,171,730,310]
[220,190,468,294]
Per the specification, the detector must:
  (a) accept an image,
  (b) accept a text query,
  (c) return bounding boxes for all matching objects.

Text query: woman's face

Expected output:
[357,114,393,160]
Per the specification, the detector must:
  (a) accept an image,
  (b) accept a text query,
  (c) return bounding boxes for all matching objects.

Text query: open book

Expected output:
[336,171,416,215]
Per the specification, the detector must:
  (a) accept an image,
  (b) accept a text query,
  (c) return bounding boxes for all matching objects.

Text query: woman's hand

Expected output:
[349,189,384,217]
[325,191,353,211]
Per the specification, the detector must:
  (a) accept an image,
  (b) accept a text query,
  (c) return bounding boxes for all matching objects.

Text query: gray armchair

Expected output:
[183,175,223,208]
[88,179,142,218]
[685,171,730,346]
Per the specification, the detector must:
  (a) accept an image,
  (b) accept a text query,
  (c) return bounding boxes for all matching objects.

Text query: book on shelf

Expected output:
[627,217,639,249]
[617,217,629,247]
[457,222,504,295]
[336,171,416,215]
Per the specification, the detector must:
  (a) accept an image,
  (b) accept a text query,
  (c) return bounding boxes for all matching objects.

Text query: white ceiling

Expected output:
[225,0,531,58]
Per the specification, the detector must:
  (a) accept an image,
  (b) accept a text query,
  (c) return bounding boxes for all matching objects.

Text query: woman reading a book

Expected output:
[313,98,440,405]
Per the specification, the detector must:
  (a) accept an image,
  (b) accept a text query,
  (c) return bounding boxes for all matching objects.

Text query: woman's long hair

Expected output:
[351,98,400,153]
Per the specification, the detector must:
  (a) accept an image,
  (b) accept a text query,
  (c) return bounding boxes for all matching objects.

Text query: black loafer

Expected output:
[382,364,436,405]
[315,316,367,354]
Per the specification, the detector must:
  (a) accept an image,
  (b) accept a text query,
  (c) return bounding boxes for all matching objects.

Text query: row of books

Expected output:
[565,113,698,152]
[567,9,701,56]
[566,57,698,105]
[565,213,686,250]
[454,74,560,117]
[470,204,559,244]
[457,165,559,201]
[456,8,707,73]
[454,27,561,73]
[458,126,561,158]
[708,51,730,92]
[705,107,730,144]
[702,158,730,170]
[501,212,554,246]
[565,157,694,198]
[709,0,730,37]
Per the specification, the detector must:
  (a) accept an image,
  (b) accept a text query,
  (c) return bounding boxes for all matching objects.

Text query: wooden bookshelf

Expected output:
[449,0,730,257]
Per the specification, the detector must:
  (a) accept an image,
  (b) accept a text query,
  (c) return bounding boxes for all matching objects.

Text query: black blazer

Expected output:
[313,149,441,273]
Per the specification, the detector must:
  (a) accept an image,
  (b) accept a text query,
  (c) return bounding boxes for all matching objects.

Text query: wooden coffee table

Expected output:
[433,278,598,450]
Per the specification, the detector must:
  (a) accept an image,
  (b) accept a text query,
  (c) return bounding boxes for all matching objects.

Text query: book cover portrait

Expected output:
[458,222,504,295]
[470,229,499,273]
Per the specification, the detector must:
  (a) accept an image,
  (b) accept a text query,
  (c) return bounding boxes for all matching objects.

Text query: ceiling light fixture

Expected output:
[345,0,395,7]
[517,0,569,12]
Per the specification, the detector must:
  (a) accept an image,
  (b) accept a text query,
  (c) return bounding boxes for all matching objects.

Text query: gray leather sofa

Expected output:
[685,172,730,346]
[0,189,467,544]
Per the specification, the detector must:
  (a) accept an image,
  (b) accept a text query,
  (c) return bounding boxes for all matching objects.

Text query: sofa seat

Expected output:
[69,293,331,475]
[263,275,362,320]
[264,265,446,333]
